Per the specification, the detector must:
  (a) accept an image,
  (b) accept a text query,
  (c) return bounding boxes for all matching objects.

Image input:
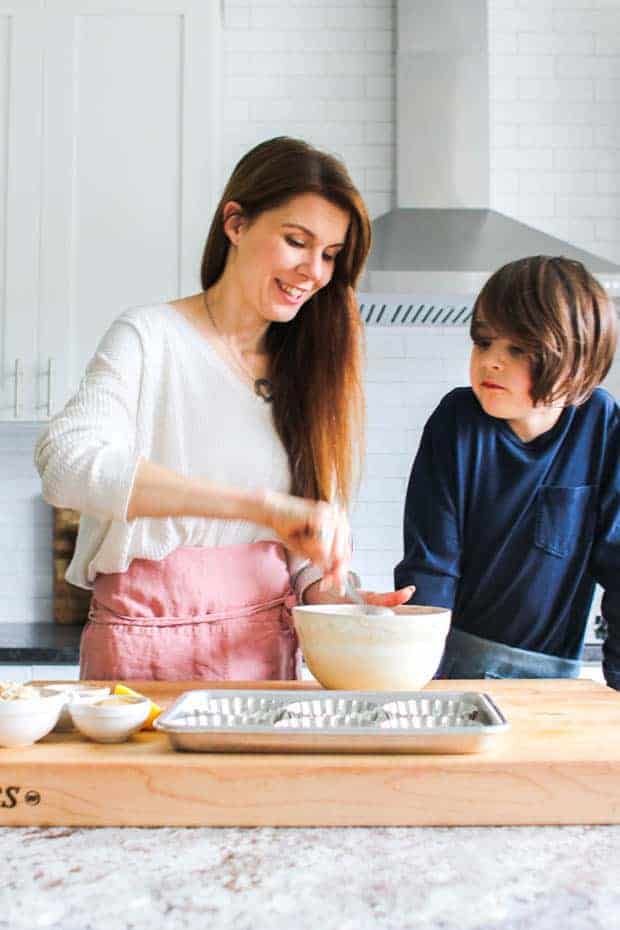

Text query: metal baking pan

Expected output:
[153,689,509,754]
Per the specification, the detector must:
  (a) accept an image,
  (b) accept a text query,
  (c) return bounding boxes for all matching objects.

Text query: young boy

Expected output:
[394,256,620,687]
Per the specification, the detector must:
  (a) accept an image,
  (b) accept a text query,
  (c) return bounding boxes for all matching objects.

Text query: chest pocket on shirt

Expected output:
[534,485,596,558]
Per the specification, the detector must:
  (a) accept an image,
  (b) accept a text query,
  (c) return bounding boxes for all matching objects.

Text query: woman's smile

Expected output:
[275,278,311,304]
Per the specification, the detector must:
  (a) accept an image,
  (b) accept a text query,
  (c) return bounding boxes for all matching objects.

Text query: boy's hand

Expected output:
[305,582,415,607]
[358,586,415,608]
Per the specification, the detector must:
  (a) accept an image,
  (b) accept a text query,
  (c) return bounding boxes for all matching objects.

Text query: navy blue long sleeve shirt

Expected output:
[394,387,620,689]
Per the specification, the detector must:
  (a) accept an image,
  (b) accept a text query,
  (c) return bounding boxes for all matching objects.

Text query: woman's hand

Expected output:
[263,490,351,590]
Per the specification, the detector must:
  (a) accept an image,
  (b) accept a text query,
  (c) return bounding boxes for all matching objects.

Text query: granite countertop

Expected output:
[1,824,619,929]
[0,623,81,663]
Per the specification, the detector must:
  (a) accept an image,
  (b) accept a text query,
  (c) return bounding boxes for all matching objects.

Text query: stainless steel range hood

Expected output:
[359,0,620,325]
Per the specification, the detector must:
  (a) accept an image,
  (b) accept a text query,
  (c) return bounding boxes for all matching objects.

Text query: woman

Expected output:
[35,136,413,681]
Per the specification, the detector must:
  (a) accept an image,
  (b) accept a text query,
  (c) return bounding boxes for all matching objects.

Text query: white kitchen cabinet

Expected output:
[0,4,45,420]
[0,0,221,420]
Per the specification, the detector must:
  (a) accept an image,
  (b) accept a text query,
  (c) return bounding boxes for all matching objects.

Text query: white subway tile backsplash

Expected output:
[491,55,555,78]
[357,477,408,503]
[594,125,620,149]
[351,501,403,528]
[365,403,406,430]
[352,525,402,551]
[364,330,406,358]
[251,5,326,28]
[521,171,597,194]
[517,32,595,55]
[325,52,393,77]
[492,124,519,147]
[594,219,620,240]
[596,34,620,55]
[595,78,620,103]
[352,573,394,594]
[519,78,594,102]
[350,549,402,582]
[550,125,594,148]
[554,148,618,172]
[494,99,556,124]
[366,358,436,382]
[363,192,393,219]
[597,174,620,195]
[248,98,327,122]
[555,195,620,218]
[224,5,250,28]
[552,8,608,32]
[491,76,520,100]
[364,31,393,53]
[366,428,411,455]
[518,195,558,217]
[365,76,393,99]
[492,170,520,194]
[517,125,554,147]
[364,454,412,479]
[491,8,554,31]
[326,6,387,29]
[556,55,620,78]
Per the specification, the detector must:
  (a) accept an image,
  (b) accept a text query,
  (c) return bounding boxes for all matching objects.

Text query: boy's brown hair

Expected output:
[470,255,617,406]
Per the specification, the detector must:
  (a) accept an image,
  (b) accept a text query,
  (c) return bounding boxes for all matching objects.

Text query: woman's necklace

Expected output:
[202,294,273,403]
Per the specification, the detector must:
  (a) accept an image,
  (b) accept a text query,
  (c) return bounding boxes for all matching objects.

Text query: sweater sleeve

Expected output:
[34,315,144,522]
[394,402,462,609]
[287,552,324,604]
[590,412,620,690]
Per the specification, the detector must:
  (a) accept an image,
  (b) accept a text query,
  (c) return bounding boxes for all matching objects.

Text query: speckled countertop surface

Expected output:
[2,824,620,930]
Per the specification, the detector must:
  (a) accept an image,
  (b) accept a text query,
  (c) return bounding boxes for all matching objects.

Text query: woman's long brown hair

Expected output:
[200,137,371,506]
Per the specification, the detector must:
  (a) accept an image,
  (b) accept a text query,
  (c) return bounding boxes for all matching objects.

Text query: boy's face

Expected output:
[469,320,561,441]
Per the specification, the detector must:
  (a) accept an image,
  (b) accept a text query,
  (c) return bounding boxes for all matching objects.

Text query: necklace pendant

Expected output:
[254,378,274,403]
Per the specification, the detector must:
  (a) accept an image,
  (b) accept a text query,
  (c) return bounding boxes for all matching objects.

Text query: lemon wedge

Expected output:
[113,683,162,729]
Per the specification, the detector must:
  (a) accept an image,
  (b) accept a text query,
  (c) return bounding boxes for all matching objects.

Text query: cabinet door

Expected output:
[37,0,221,416]
[0,3,45,420]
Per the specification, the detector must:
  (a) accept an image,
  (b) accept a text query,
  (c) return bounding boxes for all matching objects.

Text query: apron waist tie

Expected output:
[88,591,298,628]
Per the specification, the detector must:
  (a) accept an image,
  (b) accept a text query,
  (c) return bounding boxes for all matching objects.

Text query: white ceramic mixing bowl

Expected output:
[293,604,451,690]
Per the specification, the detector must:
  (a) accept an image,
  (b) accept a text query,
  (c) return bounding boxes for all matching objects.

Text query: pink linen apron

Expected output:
[79,541,300,681]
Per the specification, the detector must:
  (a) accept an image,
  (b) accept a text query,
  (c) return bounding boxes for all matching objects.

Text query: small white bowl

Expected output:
[69,695,150,743]
[45,683,111,732]
[0,688,65,748]
[293,603,451,691]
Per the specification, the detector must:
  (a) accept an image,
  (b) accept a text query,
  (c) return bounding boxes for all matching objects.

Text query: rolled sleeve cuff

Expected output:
[403,570,457,610]
[289,562,324,605]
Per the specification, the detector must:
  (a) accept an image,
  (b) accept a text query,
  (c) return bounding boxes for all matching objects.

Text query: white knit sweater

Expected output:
[34,304,321,599]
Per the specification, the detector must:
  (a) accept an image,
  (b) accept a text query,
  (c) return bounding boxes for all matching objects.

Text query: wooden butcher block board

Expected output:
[1,679,619,827]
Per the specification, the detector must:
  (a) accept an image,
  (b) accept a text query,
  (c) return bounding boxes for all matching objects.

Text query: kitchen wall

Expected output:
[221,0,395,222]
[490,0,620,266]
[1,0,619,622]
